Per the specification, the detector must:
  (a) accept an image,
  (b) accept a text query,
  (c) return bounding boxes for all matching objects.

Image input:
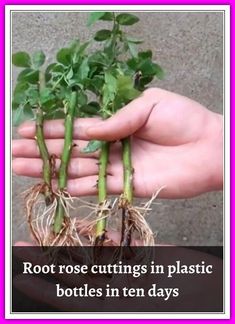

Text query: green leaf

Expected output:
[44,109,65,120]
[12,52,31,68]
[126,36,143,44]
[52,64,65,73]
[56,48,72,66]
[105,72,117,91]
[12,105,34,126]
[40,88,55,105]
[17,69,39,84]
[12,101,19,110]
[45,63,57,81]
[76,57,89,80]
[116,13,139,25]
[116,75,133,90]
[99,12,113,21]
[13,82,29,104]
[81,140,102,153]
[77,91,87,106]
[27,87,39,106]
[152,63,165,80]
[138,50,152,60]
[88,51,110,67]
[87,12,106,26]
[116,75,140,101]
[69,39,80,52]
[94,29,112,42]
[32,50,45,69]
[128,42,138,58]
[77,41,90,55]
[138,59,158,76]
[138,76,154,90]
[126,57,139,71]
[70,40,89,64]
[85,76,104,95]
[80,101,100,116]
[66,67,73,80]
[87,12,113,26]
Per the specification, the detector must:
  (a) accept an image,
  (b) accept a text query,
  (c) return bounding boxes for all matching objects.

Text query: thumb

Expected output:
[86,89,160,141]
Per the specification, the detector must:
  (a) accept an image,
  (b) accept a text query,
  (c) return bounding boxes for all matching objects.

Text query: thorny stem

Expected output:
[94,141,110,246]
[121,136,133,246]
[53,91,78,234]
[35,71,53,205]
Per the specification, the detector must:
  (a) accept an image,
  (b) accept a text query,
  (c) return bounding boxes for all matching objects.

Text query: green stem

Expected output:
[122,137,133,203]
[36,71,53,205]
[121,136,133,246]
[95,141,110,245]
[53,91,78,234]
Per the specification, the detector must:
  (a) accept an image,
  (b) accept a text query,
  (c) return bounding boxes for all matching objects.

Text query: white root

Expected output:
[24,185,99,247]
[24,182,165,247]
[118,186,166,246]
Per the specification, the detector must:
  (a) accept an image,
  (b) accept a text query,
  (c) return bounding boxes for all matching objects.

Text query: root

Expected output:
[118,186,166,246]
[24,182,165,247]
[24,184,93,247]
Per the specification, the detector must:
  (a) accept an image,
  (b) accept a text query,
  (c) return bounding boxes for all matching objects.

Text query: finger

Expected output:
[53,175,122,197]
[85,89,164,141]
[18,117,101,140]
[13,157,101,179]
[14,241,35,247]
[12,139,99,159]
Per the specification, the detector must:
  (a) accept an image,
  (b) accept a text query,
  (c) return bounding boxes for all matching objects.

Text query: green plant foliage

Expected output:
[12,12,164,149]
[94,29,112,41]
[12,52,31,68]
[116,13,139,25]
[81,140,103,153]
[32,50,46,69]
[87,12,113,26]
[13,104,34,126]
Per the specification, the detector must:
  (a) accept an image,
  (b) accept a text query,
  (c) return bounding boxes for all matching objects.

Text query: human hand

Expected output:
[13,88,223,199]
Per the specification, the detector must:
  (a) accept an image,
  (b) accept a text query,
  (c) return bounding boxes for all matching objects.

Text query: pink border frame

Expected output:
[2,1,231,322]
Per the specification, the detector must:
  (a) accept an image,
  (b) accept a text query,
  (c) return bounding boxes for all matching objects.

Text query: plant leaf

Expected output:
[56,48,72,66]
[66,67,73,80]
[127,42,138,58]
[126,36,143,44]
[99,12,113,21]
[27,87,40,106]
[116,13,139,25]
[17,69,39,84]
[12,105,34,126]
[138,50,152,60]
[77,91,87,106]
[12,52,31,68]
[40,88,55,105]
[80,101,100,116]
[87,12,107,26]
[77,57,90,80]
[32,50,46,69]
[44,109,65,120]
[117,75,140,101]
[13,82,29,104]
[152,63,165,80]
[94,29,111,42]
[81,140,102,153]
[105,72,117,91]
